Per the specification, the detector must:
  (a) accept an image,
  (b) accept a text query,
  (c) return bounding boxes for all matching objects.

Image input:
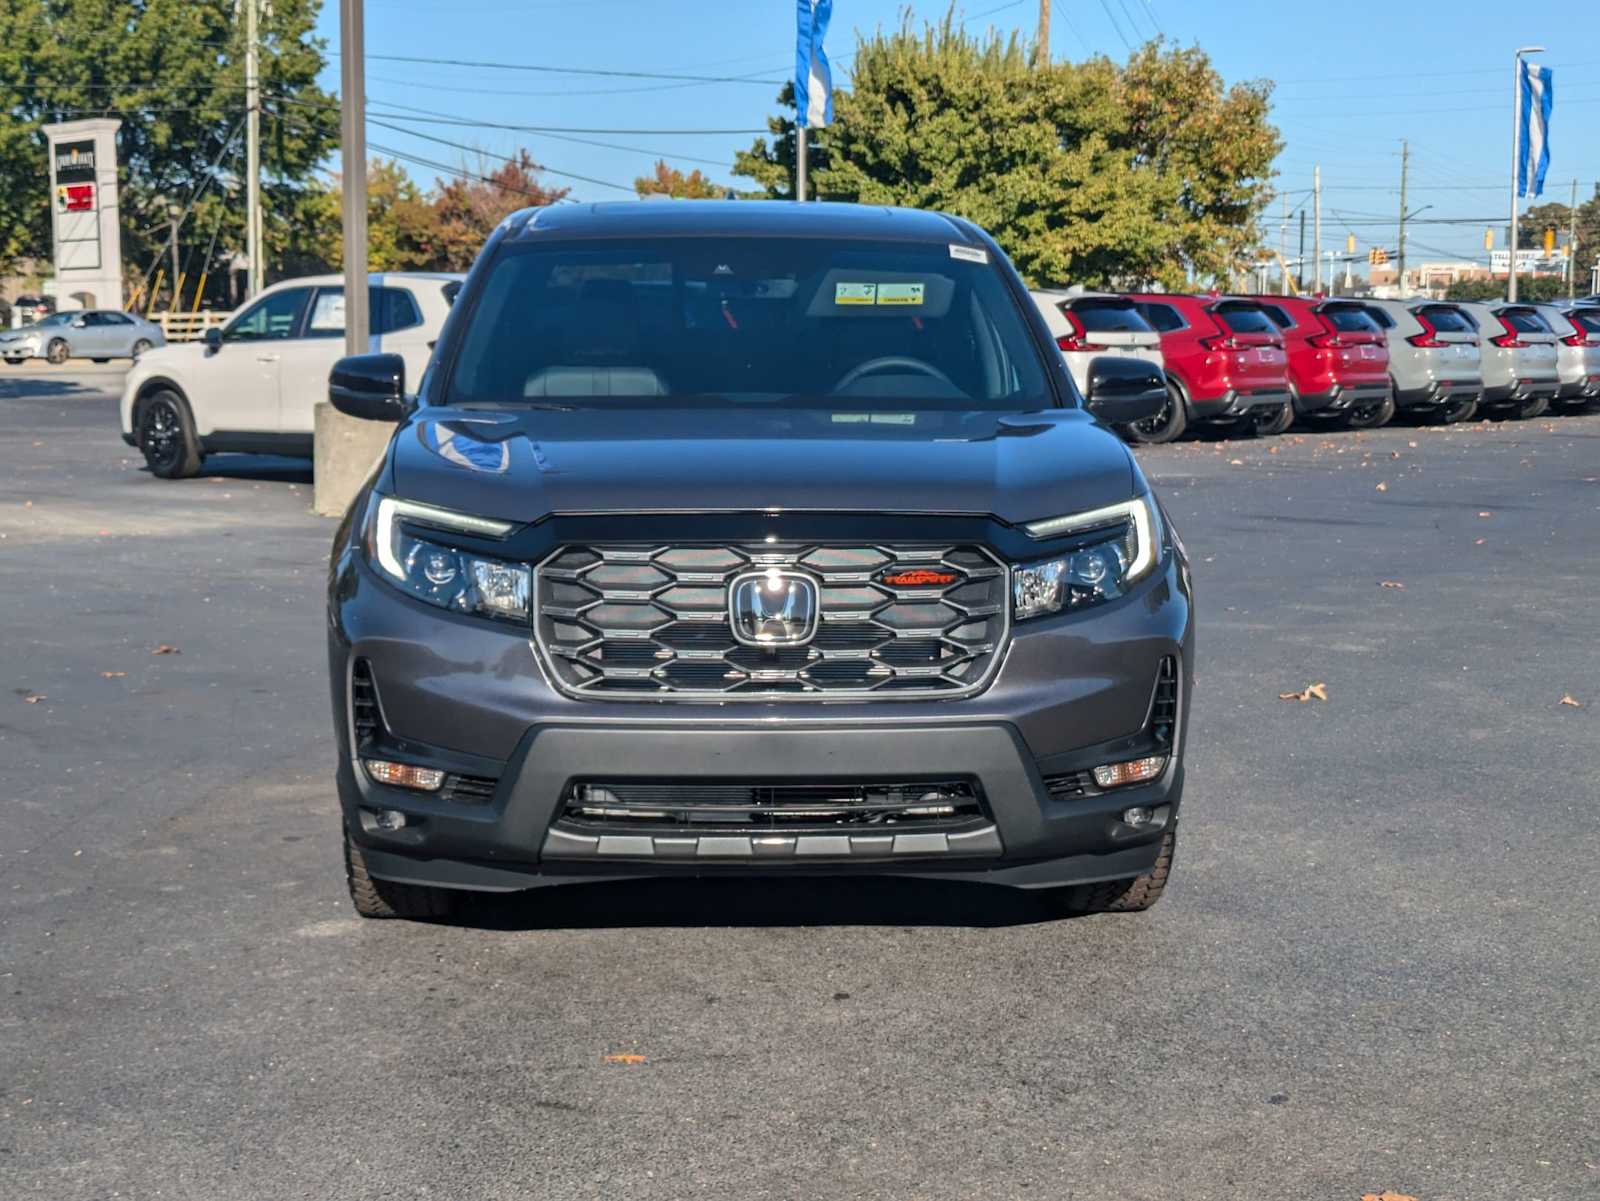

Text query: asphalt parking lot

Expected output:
[3,364,1597,1201]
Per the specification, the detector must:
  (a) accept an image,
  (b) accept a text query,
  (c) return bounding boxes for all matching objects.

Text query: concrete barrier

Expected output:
[313,401,395,518]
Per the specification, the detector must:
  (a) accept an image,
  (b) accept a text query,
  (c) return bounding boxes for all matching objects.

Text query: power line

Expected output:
[271,92,764,136]
[363,117,640,193]
[1094,0,1132,49]
[329,49,784,85]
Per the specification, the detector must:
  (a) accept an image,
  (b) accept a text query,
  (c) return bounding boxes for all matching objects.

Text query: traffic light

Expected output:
[1346,233,1356,254]
[1484,227,1494,250]
[1544,227,1556,255]
[1368,248,1388,266]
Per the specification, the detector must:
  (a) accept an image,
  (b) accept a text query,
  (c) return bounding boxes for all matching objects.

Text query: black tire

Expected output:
[1345,391,1396,430]
[344,827,456,920]
[1440,395,1478,424]
[136,388,203,479]
[1051,824,1178,915]
[1120,381,1188,445]
[1252,401,1294,436]
[45,338,69,365]
[1515,393,1549,420]
[131,339,153,358]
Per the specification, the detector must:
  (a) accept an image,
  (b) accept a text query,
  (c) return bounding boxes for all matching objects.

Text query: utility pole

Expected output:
[1313,165,1322,292]
[168,204,182,309]
[1297,210,1306,292]
[1280,192,1289,295]
[1397,139,1409,293]
[1569,178,1579,300]
[1035,0,1049,68]
[244,0,262,298]
[339,0,369,356]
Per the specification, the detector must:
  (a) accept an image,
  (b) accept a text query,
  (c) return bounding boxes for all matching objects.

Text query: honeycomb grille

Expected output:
[534,543,1009,699]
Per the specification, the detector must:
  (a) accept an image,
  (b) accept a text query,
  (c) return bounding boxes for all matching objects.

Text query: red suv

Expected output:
[1123,294,1292,442]
[1250,296,1393,428]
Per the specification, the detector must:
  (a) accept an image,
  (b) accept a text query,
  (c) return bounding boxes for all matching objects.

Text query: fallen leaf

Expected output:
[100,671,127,679]
[1375,482,1388,492]
[1477,511,1492,518]
[151,644,181,655]
[1229,458,1243,466]
[1474,538,1486,545]
[603,1053,647,1065]
[1379,581,1404,590]
[1278,682,1328,703]
[20,690,46,704]
[1361,1193,1419,1201]
[1559,694,1582,708]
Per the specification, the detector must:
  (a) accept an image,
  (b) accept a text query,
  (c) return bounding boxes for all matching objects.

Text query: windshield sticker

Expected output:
[831,412,917,425]
[834,282,878,306]
[875,282,925,306]
[948,244,988,264]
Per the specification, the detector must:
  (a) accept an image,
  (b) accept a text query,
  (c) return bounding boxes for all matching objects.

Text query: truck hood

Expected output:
[387,405,1138,526]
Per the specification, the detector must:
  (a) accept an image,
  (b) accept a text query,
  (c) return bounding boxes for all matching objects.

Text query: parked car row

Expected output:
[1032,289,1600,443]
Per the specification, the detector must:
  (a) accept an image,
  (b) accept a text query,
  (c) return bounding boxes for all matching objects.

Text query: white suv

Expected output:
[1030,289,1164,399]
[121,272,461,478]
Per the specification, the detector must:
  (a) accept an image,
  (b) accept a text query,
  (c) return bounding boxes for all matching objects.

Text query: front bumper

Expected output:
[329,540,1194,893]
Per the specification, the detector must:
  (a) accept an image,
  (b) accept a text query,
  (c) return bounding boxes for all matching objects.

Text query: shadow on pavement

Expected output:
[187,454,315,485]
[0,377,95,400]
[449,873,1078,931]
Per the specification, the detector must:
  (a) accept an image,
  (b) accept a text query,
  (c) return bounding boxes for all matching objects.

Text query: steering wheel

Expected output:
[833,356,956,392]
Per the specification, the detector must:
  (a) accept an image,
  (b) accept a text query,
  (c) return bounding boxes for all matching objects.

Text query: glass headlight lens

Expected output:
[1013,495,1163,620]
[366,495,528,622]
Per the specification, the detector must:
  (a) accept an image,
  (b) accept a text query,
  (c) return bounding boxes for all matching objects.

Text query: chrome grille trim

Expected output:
[532,542,1011,701]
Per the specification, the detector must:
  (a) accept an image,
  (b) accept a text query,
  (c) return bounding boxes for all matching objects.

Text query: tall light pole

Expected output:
[1313,165,1322,292]
[1508,45,1545,302]
[339,0,369,356]
[244,0,262,297]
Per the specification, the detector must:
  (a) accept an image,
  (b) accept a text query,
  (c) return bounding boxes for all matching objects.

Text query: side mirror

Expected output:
[203,327,222,351]
[1084,356,1167,425]
[330,353,410,421]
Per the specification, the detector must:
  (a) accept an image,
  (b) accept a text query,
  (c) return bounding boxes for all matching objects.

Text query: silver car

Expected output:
[1031,289,1164,397]
[1362,299,1482,422]
[1454,301,1561,419]
[1531,303,1600,408]
[0,309,166,365]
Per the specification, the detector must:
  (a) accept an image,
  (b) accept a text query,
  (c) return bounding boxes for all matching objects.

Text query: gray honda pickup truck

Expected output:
[325,200,1193,921]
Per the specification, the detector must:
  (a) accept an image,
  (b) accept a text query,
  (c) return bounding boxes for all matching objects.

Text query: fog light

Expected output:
[1092,755,1167,789]
[1121,806,1154,829]
[374,808,409,831]
[364,759,445,791]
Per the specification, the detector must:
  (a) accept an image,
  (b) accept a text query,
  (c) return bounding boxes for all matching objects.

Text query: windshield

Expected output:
[447,237,1052,411]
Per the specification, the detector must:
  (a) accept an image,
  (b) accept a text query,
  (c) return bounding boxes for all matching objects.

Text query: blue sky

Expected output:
[312,0,1599,269]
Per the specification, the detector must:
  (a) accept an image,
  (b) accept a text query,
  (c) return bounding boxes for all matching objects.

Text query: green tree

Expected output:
[1446,275,1569,303]
[0,0,338,299]
[634,159,727,199]
[733,13,1280,289]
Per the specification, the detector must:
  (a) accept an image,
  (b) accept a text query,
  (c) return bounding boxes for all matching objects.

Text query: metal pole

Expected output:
[168,210,181,309]
[1313,165,1322,292]
[1508,47,1543,302]
[245,0,262,298]
[1280,193,1289,295]
[795,125,807,203]
[1297,210,1305,292]
[1397,139,1408,292]
[340,0,369,356]
[1569,178,1578,300]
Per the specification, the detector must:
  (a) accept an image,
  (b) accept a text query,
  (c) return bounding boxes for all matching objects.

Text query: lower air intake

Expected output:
[559,779,985,830]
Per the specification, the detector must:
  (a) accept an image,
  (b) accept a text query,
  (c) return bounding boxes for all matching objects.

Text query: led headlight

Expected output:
[365,494,529,621]
[1013,494,1163,620]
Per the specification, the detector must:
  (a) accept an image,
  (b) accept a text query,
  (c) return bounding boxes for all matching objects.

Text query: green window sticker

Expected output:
[834,282,878,306]
[875,282,925,306]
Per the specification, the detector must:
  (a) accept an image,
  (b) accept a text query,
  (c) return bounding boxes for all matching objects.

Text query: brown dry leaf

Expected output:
[1375,482,1388,492]
[603,1053,647,1065]
[1229,458,1244,466]
[151,644,181,656]
[1278,682,1328,703]
[100,671,127,679]
[1477,510,1492,518]
[22,692,46,704]
[1559,694,1582,708]
[1379,581,1405,590]
[1474,538,1486,545]
[1361,1193,1420,1201]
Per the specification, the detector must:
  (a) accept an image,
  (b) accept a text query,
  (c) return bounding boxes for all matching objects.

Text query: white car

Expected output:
[121,272,461,478]
[1030,289,1165,399]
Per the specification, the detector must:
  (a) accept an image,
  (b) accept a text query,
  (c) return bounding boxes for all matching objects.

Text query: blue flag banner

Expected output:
[1518,62,1553,198]
[795,0,834,129]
